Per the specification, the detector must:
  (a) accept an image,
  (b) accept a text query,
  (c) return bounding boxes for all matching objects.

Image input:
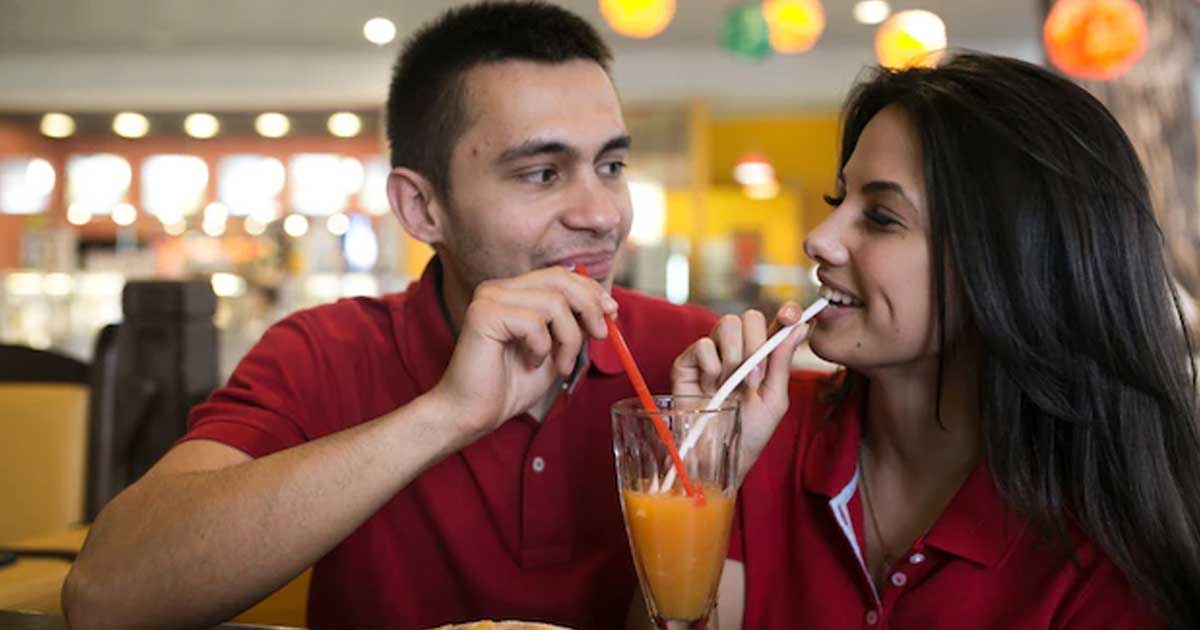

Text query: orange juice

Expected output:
[622,483,735,620]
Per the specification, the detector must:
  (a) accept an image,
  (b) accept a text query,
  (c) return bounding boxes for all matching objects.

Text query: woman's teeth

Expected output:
[818,285,863,307]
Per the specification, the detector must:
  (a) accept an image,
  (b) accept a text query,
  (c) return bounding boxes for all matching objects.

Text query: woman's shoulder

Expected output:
[744,370,846,480]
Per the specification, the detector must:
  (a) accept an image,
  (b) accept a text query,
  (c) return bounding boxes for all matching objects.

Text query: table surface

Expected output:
[0,527,86,612]
[0,527,307,628]
[0,609,300,629]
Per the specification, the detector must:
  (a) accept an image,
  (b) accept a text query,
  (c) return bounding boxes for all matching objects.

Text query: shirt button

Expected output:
[891,571,908,587]
[865,609,879,626]
[909,552,926,564]
[531,456,546,473]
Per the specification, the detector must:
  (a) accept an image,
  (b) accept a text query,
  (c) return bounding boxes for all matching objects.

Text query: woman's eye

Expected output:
[864,208,900,227]
[823,193,845,207]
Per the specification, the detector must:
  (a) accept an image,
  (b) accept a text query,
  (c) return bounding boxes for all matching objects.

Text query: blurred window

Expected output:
[141,154,209,222]
[0,157,56,215]
[289,154,362,216]
[68,154,131,215]
[360,156,391,216]
[218,154,285,219]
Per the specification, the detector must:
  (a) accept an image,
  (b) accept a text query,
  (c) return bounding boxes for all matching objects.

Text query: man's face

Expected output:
[435,59,632,300]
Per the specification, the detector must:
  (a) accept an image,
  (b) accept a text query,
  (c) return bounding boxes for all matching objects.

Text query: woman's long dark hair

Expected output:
[831,52,1200,627]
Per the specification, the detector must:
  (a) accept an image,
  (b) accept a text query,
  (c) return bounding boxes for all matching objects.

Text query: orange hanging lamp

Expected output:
[875,10,947,70]
[762,0,826,54]
[599,0,676,39]
[1044,0,1148,81]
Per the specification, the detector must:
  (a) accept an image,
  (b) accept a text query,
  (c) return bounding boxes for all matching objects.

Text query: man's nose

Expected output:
[562,175,624,235]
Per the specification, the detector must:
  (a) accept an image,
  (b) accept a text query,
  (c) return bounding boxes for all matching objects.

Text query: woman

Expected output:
[673,53,1200,629]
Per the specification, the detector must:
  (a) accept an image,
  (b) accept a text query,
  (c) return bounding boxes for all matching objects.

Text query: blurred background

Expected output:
[0,0,1095,378]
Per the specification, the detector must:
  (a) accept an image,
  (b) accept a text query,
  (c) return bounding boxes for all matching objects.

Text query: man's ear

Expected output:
[388,167,446,245]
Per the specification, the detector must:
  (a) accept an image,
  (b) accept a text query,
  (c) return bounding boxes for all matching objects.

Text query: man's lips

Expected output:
[553,252,616,278]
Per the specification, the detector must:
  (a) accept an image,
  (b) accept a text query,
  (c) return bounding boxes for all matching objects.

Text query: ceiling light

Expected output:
[66,203,91,225]
[163,219,187,236]
[599,0,676,39]
[733,153,776,186]
[363,17,396,45]
[326,212,350,236]
[853,0,890,25]
[327,112,362,138]
[40,113,75,139]
[113,112,150,139]
[283,213,309,238]
[112,202,138,226]
[184,113,220,139]
[744,179,781,200]
[763,0,826,54]
[244,216,267,236]
[876,10,947,70]
[255,112,291,138]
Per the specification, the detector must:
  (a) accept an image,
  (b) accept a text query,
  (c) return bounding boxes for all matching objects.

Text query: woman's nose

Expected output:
[803,217,849,266]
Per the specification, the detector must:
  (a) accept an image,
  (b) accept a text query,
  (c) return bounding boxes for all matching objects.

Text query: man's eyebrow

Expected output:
[598,135,632,155]
[496,140,578,165]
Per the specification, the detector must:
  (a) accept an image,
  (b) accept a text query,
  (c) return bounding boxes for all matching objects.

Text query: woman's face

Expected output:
[804,105,942,374]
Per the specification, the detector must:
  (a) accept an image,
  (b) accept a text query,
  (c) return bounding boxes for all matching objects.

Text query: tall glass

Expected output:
[612,395,740,630]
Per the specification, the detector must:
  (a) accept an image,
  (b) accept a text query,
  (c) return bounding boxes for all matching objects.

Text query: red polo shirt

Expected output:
[183,259,717,629]
[730,372,1162,629]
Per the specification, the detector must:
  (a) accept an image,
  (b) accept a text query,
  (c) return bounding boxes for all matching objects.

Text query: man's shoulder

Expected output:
[268,291,408,349]
[610,286,718,340]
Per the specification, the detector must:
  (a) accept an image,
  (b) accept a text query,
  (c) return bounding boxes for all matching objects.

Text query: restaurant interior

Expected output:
[0,0,1195,627]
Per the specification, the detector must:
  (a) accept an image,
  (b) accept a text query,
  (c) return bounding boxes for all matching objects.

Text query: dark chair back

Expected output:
[85,280,219,519]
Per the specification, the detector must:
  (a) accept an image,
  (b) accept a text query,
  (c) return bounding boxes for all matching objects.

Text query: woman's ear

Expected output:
[388,167,446,245]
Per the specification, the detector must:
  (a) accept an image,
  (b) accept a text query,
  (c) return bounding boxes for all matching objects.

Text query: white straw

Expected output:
[660,297,829,492]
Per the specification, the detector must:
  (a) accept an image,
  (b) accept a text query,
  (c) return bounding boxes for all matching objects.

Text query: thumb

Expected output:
[761,322,807,404]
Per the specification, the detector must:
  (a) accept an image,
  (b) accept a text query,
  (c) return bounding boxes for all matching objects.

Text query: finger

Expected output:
[502,267,616,339]
[693,337,723,395]
[714,315,744,385]
[742,310,768,389]
[477,302,555,370]
[483,288,583,376]
[762,323,808,404]
[672,346,705,397]
[767,301,802,336]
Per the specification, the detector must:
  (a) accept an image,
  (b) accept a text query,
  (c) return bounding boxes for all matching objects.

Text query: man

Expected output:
[62,2,716,628]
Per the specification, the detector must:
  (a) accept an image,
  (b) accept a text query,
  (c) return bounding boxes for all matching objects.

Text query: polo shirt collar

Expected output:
[395,257,455,395]
[801,383,1025,569]
[396,257,623,394]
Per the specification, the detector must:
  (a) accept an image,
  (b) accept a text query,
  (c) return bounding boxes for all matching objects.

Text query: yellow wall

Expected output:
[708,114,841,237]
[666,187,803,301]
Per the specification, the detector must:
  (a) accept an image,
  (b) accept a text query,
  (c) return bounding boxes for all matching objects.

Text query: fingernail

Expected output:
[783,304,797,320]
[602,294,618,312]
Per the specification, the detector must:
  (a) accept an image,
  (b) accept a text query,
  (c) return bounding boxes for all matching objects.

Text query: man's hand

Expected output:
[671,302,808,482]
[430,267,617,439]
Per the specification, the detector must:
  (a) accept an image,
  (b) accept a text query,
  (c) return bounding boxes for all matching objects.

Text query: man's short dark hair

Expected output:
[386,1,613,198]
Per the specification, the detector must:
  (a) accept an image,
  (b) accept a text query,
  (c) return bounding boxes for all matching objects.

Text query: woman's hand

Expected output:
[671,302,809,483]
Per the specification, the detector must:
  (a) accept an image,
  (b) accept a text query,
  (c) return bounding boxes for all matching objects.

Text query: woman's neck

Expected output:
[861,348,983,483]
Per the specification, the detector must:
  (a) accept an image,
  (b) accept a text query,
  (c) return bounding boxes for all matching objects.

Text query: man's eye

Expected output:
[598,161,626,177]
[522,169,558,184]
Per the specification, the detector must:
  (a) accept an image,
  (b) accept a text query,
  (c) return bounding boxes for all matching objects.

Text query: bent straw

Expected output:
[661,297,829,492]
[572,266,703,500]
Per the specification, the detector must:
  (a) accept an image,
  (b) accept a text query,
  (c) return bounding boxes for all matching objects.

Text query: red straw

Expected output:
[574,267,703,501]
